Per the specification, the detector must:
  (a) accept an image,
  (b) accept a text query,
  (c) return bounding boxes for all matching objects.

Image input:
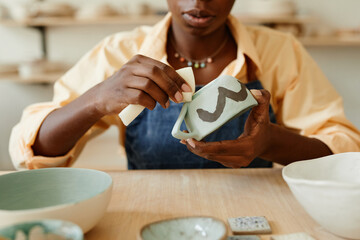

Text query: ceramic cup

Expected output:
[172,75,258,141]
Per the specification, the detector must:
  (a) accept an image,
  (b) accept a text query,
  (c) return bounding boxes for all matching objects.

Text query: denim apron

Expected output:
[125,79,276,169]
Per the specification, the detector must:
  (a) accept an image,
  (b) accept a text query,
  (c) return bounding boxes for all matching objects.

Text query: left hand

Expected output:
[181,89,272,168]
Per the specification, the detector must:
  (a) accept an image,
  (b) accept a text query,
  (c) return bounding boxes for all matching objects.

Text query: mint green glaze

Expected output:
[0,168,112,211]
[172,75,258,141]
[141,217,227,240]
[0,219,83,240]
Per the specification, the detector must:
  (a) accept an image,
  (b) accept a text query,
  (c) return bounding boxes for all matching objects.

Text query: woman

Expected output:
[10,0,360,169]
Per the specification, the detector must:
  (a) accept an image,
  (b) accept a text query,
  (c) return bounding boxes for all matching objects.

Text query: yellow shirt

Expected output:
[9,13,360,170]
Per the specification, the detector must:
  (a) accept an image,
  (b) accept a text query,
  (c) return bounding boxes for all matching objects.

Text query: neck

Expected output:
[169,21,231,61]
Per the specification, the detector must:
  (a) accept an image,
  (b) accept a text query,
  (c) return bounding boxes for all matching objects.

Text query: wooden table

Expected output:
[81,169,344,240]
[0,169,345,239]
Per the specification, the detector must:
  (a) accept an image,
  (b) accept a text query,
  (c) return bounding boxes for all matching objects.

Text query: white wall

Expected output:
[1,0,360,170]
[47,25,137,64]
[0,81,53,170]
[306,47,360,126]
[0,26,42,63]
[292,0,360,28]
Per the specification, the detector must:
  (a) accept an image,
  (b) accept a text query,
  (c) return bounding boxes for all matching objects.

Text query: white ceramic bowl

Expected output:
[283,152,360,239]
[0,168,112,233]
[139,216,227,240]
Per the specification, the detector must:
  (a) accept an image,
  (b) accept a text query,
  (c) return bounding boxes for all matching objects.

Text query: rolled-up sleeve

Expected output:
[9,101,113,170]
[9,33,134,170]
[8,16,170,170]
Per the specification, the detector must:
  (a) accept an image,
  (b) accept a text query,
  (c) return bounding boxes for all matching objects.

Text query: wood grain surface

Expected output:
[82,169,345,240]
[0,169,346,239]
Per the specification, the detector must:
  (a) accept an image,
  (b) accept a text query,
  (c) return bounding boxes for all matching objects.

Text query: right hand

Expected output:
[90,54,192,116]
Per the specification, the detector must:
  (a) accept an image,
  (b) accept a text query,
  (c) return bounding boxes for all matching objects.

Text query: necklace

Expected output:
[170,34,229,69]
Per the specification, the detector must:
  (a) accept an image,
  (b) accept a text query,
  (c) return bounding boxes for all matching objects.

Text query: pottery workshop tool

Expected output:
[119,67,195,126]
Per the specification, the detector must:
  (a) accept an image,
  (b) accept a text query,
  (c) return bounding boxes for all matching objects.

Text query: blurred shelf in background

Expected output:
[1,14,360,84]
[0,71,64,84]
[0,15,163,27]
[0,60,69,84]
[1,14,359,47]
[299,36,360,47]
[238,14,317,24]
[0,14,317,27]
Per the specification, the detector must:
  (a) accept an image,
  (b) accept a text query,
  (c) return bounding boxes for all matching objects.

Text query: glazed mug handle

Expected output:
[171,103,198,140]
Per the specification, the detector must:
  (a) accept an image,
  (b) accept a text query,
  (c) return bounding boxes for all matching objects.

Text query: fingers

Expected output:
[126,76,169,109]
[151,58,193,93]
[176,89,272,168]
[250,89,270,103]
[131,55,192,103]
[123,88,157,110]
[181,138,255,168]
[184,138,254,156]
[249,89,271,123]
[95,55,192,115]
[205,155,252,168]
[182,138,252,168]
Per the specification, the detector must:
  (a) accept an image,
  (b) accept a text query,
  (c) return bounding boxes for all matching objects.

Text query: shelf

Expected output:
[237,15,317,24]
[0,15,358,83]
[0,71,63,84]
[1,36,360,84]
[299,36,360,46]
[0,15,164,27]
[0,14,316,27]
[2,34,360,84]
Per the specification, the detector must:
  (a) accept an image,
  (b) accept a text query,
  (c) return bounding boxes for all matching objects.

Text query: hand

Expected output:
[90,54,192,116]
[181,89,272,168]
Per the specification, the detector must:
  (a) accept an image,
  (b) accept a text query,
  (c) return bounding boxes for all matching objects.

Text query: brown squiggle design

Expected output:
[196,81,248,122]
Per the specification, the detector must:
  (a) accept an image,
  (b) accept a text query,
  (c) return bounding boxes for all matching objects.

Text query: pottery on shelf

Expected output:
[76,4,119,19]
[34,2,75,17]
[245,0,296,17]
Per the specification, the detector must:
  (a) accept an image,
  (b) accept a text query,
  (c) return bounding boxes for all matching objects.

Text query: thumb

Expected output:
[249,89,271,123]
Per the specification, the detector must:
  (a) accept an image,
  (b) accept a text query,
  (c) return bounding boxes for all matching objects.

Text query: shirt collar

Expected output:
[139,13,262,76]
[227,15,263,75]
[138,13,172,60]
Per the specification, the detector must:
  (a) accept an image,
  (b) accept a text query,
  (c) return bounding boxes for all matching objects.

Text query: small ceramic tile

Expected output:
[228,216,272,234]
[227,235,261,240]
[270,232,316,240]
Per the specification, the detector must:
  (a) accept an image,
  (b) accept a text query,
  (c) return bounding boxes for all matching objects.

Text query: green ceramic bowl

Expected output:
[139,216,227,240]
[0,219,83,240]
[0,168,113,233]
